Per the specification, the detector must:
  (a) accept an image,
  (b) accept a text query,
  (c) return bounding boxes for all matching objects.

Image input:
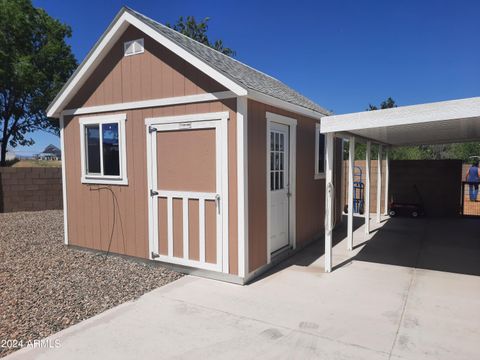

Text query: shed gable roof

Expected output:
[47,7,329,118]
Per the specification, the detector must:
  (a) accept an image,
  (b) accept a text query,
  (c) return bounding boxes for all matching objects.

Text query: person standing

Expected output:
[466,160,480,201]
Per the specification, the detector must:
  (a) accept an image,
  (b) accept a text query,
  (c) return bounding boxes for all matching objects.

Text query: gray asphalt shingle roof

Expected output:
[126,7,329,115]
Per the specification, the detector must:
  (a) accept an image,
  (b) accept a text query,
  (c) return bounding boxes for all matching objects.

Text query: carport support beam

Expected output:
[324,132,335,273]
[365,141,371,236]
[377,145,383,223]
[384,147,390,215]
[347,136,355,251]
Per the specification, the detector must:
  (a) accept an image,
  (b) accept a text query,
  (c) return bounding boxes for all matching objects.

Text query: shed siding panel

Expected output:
[66,26,227,109]
[247,100,342,273]
[64,100,238,275]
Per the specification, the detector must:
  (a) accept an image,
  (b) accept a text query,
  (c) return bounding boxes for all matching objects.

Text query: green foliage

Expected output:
[166,16,236,57]
[0,0,77,165]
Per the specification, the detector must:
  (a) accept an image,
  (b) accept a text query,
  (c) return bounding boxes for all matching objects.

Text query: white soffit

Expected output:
[321,97,480,146]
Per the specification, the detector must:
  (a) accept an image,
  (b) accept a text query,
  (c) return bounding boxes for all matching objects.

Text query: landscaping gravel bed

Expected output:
[0,210,182,357]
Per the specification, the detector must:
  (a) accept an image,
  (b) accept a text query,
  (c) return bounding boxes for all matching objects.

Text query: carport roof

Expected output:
[320,96,480,146]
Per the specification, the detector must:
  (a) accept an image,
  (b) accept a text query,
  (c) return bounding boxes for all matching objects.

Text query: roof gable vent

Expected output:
[124,38,144,56]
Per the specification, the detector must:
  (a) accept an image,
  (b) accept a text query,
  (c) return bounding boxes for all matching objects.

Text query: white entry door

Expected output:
[269,122,290,253]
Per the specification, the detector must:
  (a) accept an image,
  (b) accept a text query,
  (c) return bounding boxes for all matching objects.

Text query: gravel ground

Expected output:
[0,210,182,357]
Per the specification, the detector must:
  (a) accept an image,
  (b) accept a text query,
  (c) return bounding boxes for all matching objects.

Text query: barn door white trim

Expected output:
[266,112,297,264]
[146,112,229,273]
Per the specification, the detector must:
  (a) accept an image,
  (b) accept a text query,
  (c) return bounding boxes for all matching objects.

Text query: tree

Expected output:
[0,0,77,166]
[367,97,396,111]
[167,16,236,57]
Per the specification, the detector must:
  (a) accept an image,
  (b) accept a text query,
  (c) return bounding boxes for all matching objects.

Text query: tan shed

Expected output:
[47,7,343,284]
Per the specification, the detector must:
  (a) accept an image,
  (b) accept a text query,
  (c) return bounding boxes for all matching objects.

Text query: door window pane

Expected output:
[270,172,275,191]
[102,123,120,176]
[86,125,100,174]
[275,171,279,190]
[270,132,274,151]
[279,171,284,189]
[275,133,279,151]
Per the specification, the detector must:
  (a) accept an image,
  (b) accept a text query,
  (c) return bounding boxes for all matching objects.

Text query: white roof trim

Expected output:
[248,89,328,120]
[47,10,247,118]
[321,97,480,134]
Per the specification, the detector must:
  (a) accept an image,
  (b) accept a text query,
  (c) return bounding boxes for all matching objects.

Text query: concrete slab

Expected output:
[6,217,480,360]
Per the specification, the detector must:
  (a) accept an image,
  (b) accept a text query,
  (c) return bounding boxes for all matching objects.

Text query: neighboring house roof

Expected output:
[47,7,329,118]
[42,144,61,157]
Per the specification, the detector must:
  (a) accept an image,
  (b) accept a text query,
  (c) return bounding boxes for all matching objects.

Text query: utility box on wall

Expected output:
[390,160,462,217]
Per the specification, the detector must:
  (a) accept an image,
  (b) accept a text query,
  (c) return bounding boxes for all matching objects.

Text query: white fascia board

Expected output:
[321,96,480,134]
[47,10,247,118]
[248,89,327,121]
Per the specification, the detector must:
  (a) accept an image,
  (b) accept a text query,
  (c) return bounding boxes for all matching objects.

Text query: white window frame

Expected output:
[315,122,326,179]
[124,38,144,56]
[79,113,128,185]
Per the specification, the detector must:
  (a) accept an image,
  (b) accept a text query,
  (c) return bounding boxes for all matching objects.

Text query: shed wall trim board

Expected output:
[63,91,237,116]
[60,115,69,245]
[236,96,248,277]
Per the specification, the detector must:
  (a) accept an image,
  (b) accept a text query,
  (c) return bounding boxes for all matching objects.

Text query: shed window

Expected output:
[80,114,127,185]
[315,123,326,179]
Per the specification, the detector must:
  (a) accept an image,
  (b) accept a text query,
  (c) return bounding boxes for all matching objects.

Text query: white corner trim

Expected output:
[250,89,326,120]
[47,10,247,117]
[236,96,248,277]
[145,111,229,125]
[60,115,69,245]
[79,113,128,185]
[63,91,236,117]
[314,122,326,180]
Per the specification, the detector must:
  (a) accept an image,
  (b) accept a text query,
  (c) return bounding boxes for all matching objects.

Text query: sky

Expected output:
[18,0,480,155]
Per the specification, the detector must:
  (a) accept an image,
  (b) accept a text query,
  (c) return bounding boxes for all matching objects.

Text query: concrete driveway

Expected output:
[7,216,480,360]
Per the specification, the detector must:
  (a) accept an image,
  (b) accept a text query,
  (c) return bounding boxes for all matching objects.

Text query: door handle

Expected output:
[215,194,221,214]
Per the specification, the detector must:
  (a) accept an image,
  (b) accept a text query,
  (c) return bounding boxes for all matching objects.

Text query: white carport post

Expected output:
[376,145,383,223]
[324,132,335,272]
[347,136,355,251]
[384,147,390,215]
[364,141,371,236]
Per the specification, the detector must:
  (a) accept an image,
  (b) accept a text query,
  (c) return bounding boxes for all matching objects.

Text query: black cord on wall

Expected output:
[89,186,126,260]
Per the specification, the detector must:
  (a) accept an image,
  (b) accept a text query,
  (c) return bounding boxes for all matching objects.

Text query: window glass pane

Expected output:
[270,132,274,151]
[279,134,284,151]
[275,171,279,190]
[270,172,275,191]
[318,133,325,173]
[280,153,284,170]
[275,133,279,151]
[86,125,100,174]
[271,152,274,170]
[279,171,284,189]
[275,153,280,170]
[102,123,120,176]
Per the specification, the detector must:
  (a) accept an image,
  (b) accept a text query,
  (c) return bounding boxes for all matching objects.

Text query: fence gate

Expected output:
[146,113,229,272]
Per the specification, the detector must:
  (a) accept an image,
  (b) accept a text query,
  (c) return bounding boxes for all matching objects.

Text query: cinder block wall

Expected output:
[0,168,63,213]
